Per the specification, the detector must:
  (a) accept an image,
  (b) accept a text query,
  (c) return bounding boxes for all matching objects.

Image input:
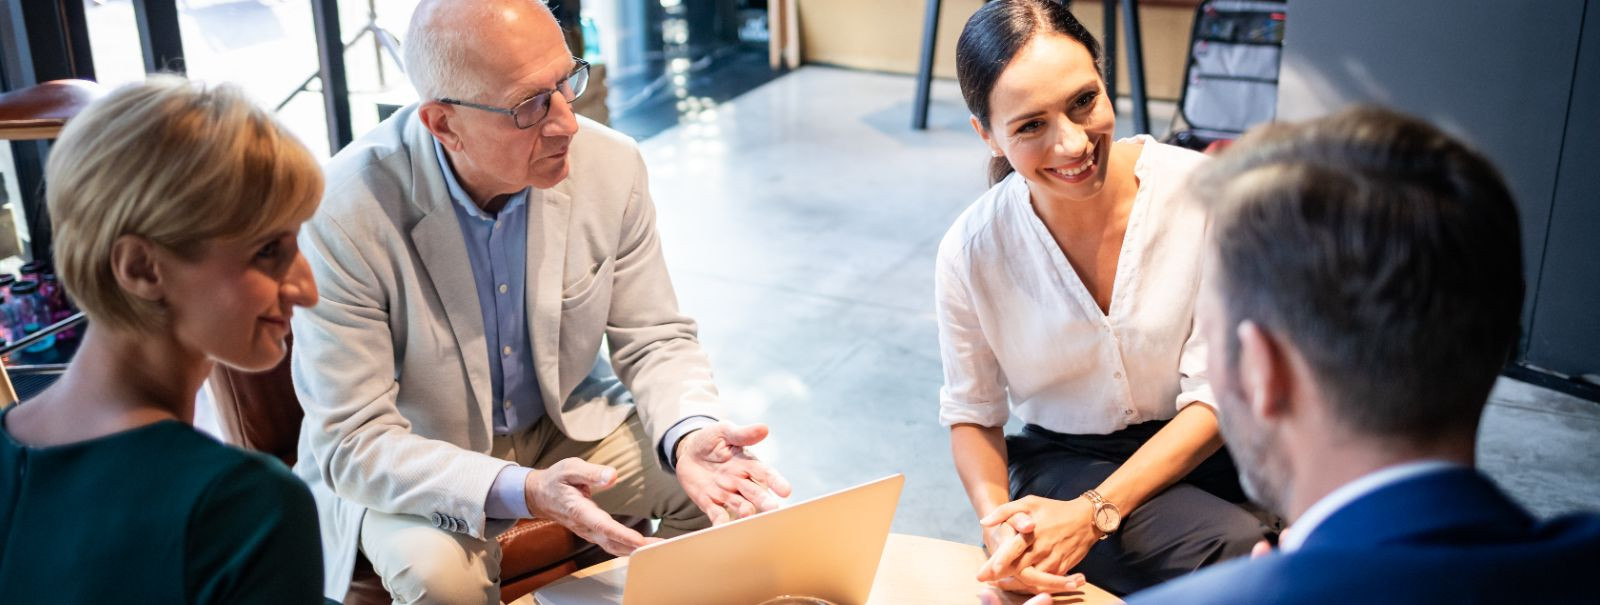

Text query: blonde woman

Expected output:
[0,77,325,603]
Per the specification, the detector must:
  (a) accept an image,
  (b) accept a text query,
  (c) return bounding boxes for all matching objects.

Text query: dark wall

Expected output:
[1277,0,1600,378]
[1526,3,1600,377]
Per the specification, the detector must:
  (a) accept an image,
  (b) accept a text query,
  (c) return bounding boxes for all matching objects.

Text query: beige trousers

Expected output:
[359,412,710,604]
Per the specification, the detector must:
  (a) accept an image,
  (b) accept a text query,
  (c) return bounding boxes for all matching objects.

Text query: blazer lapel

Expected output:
[407,122,493,419]
[527,184,571,409]
[1302,469,1533,551]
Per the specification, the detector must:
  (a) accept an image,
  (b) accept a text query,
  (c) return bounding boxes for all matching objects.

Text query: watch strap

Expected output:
[1082,489,1120,539]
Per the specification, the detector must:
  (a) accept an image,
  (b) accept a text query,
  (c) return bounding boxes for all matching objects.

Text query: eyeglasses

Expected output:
[439,58,591,129]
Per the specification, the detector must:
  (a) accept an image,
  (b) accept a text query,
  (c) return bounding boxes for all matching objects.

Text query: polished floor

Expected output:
[637,65,1600,544]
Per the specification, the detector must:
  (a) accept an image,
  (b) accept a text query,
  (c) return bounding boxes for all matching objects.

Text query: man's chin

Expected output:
[1236,448,1288,518]
[529,159,571,189]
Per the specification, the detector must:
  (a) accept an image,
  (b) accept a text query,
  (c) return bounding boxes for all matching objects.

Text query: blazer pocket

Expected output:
[561,256,616,310]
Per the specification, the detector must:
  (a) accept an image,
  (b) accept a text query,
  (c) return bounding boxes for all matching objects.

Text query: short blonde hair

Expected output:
[45,76,323,332]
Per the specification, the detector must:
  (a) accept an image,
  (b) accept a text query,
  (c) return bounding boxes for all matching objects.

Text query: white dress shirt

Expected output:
[935,137,1214,435]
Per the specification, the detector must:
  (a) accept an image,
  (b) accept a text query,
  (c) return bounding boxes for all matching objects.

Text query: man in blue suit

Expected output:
[1117,108,1600,604]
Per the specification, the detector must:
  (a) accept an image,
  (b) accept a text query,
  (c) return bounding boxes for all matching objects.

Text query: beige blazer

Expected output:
[289,105,721,599]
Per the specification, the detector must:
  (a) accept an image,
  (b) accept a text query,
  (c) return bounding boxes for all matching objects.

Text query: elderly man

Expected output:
[289,0,791,602]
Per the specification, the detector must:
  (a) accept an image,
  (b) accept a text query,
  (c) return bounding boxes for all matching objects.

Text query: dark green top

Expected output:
[0,405,324,604]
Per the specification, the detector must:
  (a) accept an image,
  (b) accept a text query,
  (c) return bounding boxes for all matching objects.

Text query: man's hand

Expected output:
[525,458,659,556]
[976,496,1097,594]
[1252,525,1288,558]
[673,421,792,524]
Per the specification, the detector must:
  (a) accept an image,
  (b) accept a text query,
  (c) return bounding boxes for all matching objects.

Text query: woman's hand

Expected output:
[977,509,1084,594]
[977,495,1101,586]
[982,510,1033,554]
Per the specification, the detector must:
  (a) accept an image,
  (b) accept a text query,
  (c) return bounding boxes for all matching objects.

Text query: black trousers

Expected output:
[1006,421,1266,596]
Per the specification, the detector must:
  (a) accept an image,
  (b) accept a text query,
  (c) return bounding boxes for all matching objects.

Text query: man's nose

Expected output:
[542,93,580,137]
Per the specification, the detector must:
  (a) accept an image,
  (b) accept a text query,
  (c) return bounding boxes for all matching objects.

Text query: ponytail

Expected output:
[988,155,1015,186]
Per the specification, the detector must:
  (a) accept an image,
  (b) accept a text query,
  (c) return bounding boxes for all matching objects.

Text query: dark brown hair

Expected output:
[1195,107,1524,444]
[956,0,1102,185]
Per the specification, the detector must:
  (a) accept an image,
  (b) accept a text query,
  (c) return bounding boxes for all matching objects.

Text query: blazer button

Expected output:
[431,512,444,527]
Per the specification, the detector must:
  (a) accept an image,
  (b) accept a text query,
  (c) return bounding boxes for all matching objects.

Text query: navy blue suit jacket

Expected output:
[1126,468,1600,604]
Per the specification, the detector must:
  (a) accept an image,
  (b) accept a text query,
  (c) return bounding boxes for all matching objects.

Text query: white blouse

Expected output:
[935,137,1214,435]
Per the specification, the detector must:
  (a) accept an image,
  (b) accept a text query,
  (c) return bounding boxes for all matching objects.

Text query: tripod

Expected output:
[275,0,404,112]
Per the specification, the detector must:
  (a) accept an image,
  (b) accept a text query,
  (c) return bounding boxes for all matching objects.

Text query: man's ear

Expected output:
[417,101,463,151]
[109,235,165,303]
[1236,320,1291,423]
[970,115,1003,158]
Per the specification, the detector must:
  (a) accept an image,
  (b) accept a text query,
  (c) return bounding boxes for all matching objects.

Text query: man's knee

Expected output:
[652,482,711,537]
[363,516,500,605]
[378,545,499,605]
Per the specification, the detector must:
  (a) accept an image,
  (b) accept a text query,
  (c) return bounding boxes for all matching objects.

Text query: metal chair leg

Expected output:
[911,0,943,130]
[1119,0,1151,134]
[1103,0,1117,103]
[0,364,18,409]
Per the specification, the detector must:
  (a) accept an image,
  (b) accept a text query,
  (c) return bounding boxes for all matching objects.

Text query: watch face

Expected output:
[1095,506,1121,533]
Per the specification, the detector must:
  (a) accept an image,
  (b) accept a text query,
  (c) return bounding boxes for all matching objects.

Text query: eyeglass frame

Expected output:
[437,58,591,129]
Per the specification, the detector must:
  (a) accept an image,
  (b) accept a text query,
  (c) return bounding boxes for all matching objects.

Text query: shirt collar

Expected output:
[1280,459,1463,552]
[432,138,529,221]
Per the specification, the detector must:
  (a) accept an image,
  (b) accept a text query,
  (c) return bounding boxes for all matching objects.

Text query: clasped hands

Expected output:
[975,495,1099,602]
[523,421,791,556]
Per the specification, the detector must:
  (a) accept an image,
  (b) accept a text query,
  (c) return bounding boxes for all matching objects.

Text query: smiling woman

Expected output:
[0,76,326,603]
[936,0,1268,599]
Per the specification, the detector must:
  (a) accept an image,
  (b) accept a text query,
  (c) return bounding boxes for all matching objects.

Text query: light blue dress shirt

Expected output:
[437,140,543,437]
[434,142,713,520]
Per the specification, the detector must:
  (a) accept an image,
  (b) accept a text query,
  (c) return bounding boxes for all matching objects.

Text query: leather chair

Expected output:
[208,333,610,604]
[0,79,104,140]
[0,80,104,404]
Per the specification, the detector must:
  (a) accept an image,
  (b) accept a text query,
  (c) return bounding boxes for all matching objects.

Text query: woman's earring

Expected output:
[991,150,1003,158]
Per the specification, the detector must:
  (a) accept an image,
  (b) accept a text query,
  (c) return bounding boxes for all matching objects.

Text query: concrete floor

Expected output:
[638,65,1600,545]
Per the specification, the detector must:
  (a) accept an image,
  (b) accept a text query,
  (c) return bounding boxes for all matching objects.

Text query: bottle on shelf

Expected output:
[6,279,57,363]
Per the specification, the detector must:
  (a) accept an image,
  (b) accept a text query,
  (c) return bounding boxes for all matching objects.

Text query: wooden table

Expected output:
[525,533,1123,605]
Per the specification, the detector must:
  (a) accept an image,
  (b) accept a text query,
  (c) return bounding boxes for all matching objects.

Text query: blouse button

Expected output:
[1113,371,1123,379]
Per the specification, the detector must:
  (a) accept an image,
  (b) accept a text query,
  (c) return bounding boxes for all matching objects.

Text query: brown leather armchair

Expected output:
[208,333,606,604]
[0,79,104,404]
[0,79,104,140]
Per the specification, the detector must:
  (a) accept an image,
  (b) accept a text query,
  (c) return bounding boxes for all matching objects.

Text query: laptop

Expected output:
[536,474,905,605]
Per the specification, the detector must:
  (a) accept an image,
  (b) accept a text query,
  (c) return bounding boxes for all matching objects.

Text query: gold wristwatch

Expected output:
[1082,489,1122,540]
